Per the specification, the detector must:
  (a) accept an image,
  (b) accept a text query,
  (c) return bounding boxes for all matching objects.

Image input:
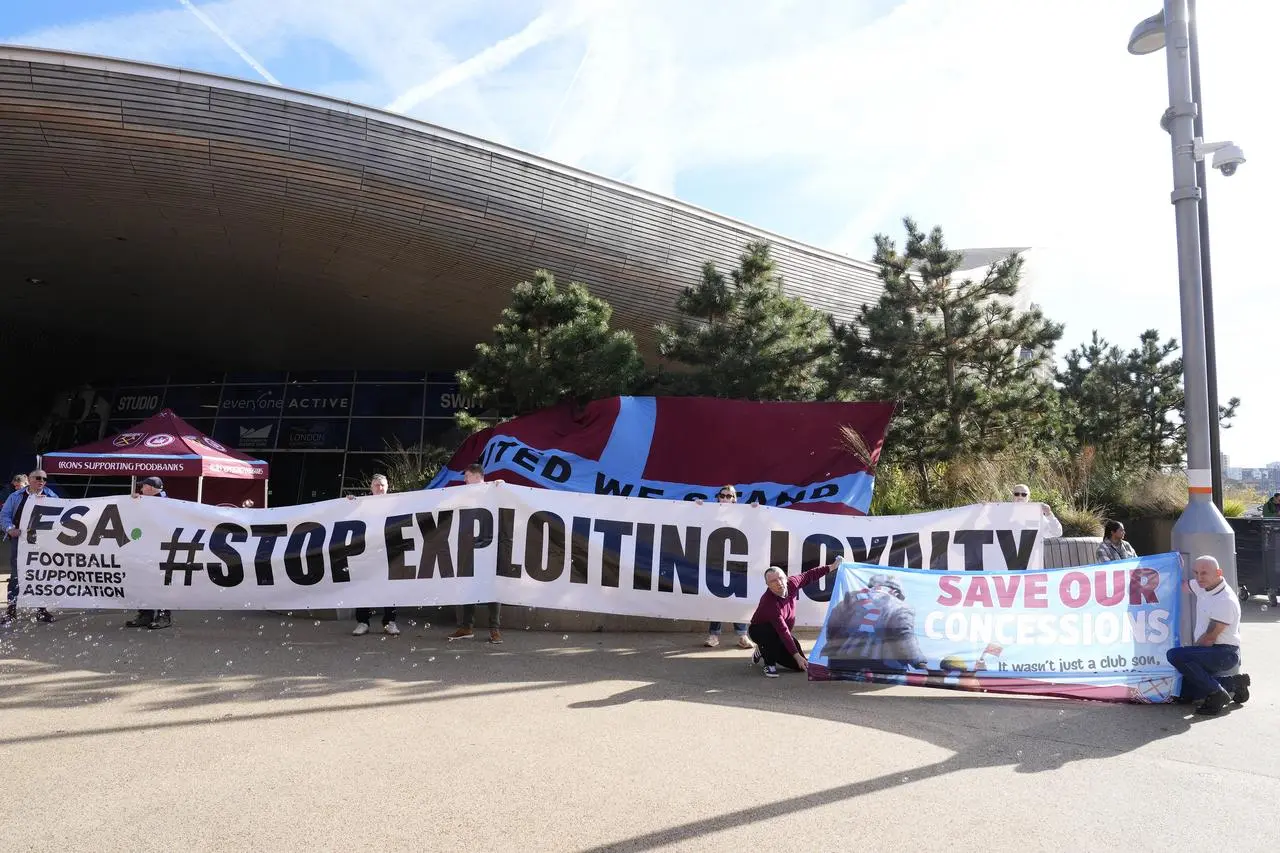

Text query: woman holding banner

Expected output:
[699,485,752,649]
[748,557,842,677]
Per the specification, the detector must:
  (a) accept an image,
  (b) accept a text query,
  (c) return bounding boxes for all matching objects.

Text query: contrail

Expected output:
[178,0,280,86]
[385,10,566,114]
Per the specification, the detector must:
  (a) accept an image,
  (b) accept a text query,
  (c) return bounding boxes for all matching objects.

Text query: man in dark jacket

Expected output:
[1,469,59,626]
[1262,492,1280,517]
[126,477,172,630]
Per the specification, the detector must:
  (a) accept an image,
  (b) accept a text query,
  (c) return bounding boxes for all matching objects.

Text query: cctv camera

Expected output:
[1195,139,1245,177]
[1212,143,1245,176]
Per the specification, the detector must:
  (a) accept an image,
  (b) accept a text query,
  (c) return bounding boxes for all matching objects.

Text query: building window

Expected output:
[347,418,423,452]
[279,418,349,450]
[352,383,427,417]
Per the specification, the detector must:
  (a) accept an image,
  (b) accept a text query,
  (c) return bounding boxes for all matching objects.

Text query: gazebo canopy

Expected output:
[41,408,267,479]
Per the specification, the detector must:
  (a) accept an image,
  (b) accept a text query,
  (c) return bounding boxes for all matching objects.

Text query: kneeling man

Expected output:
[1166,555,1242,716]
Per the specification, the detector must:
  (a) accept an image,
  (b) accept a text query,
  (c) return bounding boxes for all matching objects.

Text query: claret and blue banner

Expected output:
[808,553,1184,703]
[428,397,895,516]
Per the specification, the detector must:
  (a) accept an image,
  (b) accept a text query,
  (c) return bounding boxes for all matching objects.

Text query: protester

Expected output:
[450,463,503,643]
[748,556,843,677]
[1096,521,1136,562]
[699,485,751,649]
[1010,483,1032,503]
[350,474,399,636]
[1167,555,1243,716]
[1262,492,1280,518]
[1,469,59,626]
[126,477,172,629]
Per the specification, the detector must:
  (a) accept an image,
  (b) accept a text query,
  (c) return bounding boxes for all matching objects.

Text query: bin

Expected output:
[1226,517,1280,606]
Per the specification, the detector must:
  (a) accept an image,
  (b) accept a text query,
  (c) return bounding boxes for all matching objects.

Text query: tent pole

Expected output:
[264,478,270,509]
[197,476,204,504]
[130,475,137,495]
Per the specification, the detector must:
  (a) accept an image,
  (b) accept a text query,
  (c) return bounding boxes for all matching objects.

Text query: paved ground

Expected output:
[1,602,1277,853]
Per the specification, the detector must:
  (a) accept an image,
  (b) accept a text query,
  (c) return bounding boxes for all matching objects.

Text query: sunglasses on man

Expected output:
[716,492,736,500]
[30,476,47,481]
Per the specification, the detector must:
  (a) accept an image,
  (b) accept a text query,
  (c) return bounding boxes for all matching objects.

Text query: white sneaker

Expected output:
[736,635,753,650]
[703,634,720,648]
[383,621,400,636]
[352,622,370,636]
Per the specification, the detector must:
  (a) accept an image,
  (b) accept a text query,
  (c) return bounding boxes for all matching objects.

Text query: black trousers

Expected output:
[133,609,171,622]
[748,623,804,671]
[355,607,397,624]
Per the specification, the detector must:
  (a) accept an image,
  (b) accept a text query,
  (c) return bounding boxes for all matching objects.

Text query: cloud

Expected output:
[3,0,1277,463]
[384,0,581,114]
[177,0,279,85]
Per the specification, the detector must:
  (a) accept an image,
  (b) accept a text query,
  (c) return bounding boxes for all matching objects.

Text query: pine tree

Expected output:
[1126,331,1184,468]
[835,219,1062,496]
[1058,328,1241,468]
[1056,331,1138,462]
[655,241,834,400]
[456,270,645,427]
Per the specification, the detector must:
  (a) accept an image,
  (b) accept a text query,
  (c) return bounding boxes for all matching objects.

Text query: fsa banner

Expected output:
[15,484,1059,625]
[807,555,1184,703]
[428,397,895,515]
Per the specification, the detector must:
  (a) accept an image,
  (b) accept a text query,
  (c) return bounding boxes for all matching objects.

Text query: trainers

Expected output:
[125,613,151,628]
[488,629,504,644]
[148,614,171,630]
[352,622,370,636]
[703,634,720,648]
[448,627,474,640]
[763,665,779,678]
[1232,673,1251,705]
[751,649,763,667]
[36,609,55,623]
[383,621,400,636]
[736,634,753,650]
[1196,689,1232,716]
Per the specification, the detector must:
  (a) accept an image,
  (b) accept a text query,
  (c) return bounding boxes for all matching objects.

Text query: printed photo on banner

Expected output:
[807,555,1184,704]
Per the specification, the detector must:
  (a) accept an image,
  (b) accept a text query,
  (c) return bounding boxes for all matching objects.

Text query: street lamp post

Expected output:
[1185,0,1225,511]
[1127,0,1236,640]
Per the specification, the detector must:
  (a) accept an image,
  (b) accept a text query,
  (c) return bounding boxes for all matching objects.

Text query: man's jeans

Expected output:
[708,622,748,636]
[1167,644,1240,700]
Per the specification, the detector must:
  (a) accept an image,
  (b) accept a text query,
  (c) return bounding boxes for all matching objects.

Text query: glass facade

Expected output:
[50,371,479,505]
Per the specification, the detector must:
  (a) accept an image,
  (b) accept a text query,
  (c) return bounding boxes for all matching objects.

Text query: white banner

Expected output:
[14,485,1058,627]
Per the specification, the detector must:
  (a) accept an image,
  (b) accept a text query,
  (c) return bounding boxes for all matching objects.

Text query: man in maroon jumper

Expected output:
[748,556,842,678]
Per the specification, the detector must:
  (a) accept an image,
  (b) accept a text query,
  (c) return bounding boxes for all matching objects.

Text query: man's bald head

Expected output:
[1193,555,1223,589]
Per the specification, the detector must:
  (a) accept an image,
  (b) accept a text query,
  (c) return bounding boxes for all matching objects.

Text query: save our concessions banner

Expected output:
[428,397,896,516]
[807,555,1184,703]
[15,484,1057,623]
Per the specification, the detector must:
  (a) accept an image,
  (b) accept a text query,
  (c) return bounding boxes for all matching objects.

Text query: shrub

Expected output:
[1222,498,1247,518]
[869,463,922,516]
[1116,470,1186,518]
[1055,504,1105,537]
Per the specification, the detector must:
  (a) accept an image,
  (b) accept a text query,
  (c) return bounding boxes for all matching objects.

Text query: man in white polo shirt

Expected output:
[1166,555,1242,716]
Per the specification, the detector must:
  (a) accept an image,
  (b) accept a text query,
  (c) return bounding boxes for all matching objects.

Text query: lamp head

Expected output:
[1128,10,1166,55]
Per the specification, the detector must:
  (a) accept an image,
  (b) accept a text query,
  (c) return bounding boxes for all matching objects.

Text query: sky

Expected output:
[5,0,1277,465]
